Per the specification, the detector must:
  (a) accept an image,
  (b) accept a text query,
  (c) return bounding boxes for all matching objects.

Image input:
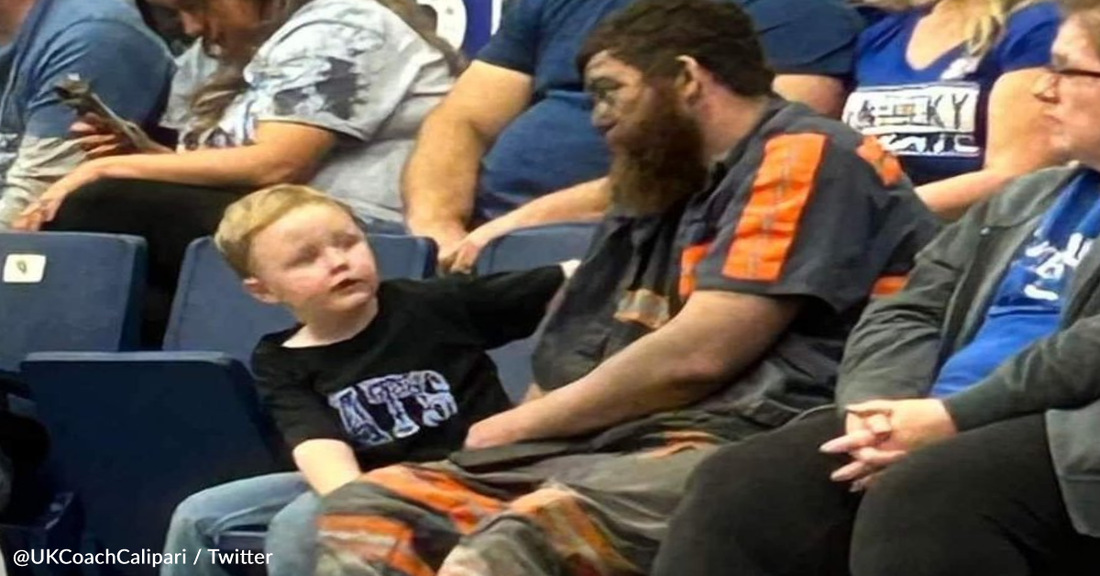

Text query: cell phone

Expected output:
[53,74,155,151]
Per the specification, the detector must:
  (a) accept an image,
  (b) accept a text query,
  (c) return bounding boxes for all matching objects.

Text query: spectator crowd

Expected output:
[4,0,1100,574]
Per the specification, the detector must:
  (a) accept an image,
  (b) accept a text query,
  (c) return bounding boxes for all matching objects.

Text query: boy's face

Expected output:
[244,204,379,320]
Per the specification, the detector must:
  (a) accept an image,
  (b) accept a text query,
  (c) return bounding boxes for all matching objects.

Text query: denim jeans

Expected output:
[161,472,319,576]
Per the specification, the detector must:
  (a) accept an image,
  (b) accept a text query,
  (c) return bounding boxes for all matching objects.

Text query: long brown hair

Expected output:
[189,0,465,134]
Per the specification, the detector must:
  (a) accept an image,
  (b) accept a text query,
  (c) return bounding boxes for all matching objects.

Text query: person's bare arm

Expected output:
[402,62,534,252]
[773,74,849,118]
[917,68,1065,219]
[441,72,849,272]
[443,177,608,272]
[77,121,338,188]
[292,439,363,495]
[465,291,801,447]
[13,121,338,230]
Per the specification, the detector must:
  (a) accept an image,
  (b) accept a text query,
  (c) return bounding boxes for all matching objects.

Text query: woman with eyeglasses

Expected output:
[844,0,1064,219]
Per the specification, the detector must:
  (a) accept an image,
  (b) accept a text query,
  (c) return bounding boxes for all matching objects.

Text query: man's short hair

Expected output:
[577,0,774,97]
[215,184,358,278]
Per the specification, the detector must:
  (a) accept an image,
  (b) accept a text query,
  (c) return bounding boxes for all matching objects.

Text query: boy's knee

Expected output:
[269,492,321,539]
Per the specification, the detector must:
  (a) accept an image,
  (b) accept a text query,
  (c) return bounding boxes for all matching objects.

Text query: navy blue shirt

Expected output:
[842,3,1058,185]
[472,0,864,220]
[932,170,1100,397]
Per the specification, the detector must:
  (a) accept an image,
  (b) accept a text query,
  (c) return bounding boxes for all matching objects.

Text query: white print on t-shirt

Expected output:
[328,370,459,448]
[1020,233,1094,302]
[843,82,980,158]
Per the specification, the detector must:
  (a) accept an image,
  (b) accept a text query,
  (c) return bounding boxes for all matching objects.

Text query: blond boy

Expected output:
[162,184,572,576]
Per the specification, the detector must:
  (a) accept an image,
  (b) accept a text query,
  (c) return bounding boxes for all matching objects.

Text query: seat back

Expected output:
[163,235,437,361]
[0,232,145,371]
[21,352,287,576]
[475,223,598,401]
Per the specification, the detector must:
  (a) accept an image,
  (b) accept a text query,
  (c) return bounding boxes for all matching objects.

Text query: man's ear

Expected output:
[676,55,704,105]
[243,277,280,305]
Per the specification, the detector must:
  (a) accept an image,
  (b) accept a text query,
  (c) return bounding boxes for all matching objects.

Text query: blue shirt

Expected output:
[842,3,1058,185]
[0,0,174,183]
[931,170,1100,397]
[472,0,864,220]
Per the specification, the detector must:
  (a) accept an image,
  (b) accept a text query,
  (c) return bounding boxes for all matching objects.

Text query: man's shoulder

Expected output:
[22,0,166,72]
[733,0,861,27]
[758,102,867,150]
[35,0,153,40]
[742,102,879,176]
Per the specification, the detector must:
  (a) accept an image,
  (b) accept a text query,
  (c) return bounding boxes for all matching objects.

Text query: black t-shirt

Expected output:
[252,266,565,469]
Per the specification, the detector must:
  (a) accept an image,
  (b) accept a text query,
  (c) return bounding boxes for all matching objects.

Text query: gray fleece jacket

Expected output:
[837,165,1100,536]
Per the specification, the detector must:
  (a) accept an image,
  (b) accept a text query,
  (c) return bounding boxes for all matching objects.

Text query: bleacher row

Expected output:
[0,222,596,576]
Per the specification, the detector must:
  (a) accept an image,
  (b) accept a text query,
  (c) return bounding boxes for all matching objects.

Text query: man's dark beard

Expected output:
[608,87,708,216]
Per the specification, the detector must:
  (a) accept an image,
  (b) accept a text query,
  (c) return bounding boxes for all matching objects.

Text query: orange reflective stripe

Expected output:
[723,133,827,282]
[318,515,435,576]
[856,136,904,187]
[872,274,909,296]
[679,243,711,297]
[366,465,504,533]
[511,488,636,575]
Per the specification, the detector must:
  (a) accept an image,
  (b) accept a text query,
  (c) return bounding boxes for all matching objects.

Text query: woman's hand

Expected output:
[12,161,107,231]
[71,113,170,158]
[821,399,958,491]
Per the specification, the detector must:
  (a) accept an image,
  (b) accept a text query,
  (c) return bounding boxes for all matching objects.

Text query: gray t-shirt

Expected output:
[173,0,454,223]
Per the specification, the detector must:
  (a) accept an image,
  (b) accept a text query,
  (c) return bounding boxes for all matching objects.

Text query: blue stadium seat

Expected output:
[475,223,598,401]
[0,232,146,372]
[20,234,437,575]
[165,234,438,362]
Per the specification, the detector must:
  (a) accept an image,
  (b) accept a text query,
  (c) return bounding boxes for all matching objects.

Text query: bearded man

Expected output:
[314,1,939,575]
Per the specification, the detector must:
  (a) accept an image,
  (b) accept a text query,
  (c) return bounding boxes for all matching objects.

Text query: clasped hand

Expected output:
[819,398,957,492]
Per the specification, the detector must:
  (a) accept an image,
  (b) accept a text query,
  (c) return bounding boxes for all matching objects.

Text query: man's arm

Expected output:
[443,177,608,272]
[440,72,846,273]
[772,75,848,118]
[0,19,172,227]
[0,137,84,228]
[465,291,800,446]
[402,62,534,252]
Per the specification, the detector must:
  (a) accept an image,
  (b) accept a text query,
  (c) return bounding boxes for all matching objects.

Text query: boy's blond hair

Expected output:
[215,184,358,278]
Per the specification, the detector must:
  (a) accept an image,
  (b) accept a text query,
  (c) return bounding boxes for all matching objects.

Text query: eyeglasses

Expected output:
[1046,64,1100,80]
[1036,64,1100,94]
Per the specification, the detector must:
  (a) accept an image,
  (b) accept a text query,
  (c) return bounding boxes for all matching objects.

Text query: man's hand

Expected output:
[409,219,467,264]
[464,409,530,449]
[441,217,512,274]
